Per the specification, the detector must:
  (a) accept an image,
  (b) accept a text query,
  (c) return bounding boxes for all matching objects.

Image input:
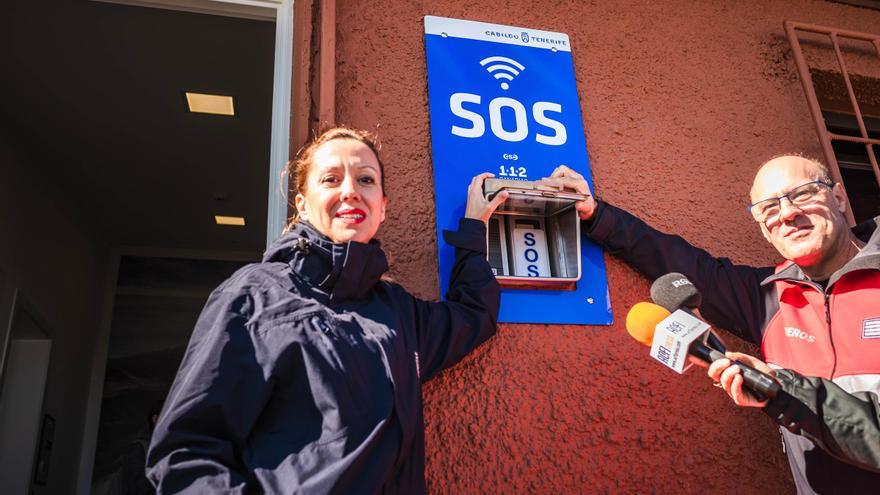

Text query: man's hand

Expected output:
[707,352,776,408]
[538,165,597,220]
[464,172,509,224]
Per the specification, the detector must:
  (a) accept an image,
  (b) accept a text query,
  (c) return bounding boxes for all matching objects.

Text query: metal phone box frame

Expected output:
[484,178,586,290]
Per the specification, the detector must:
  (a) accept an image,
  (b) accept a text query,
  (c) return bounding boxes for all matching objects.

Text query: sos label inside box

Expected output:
[485,179,583,290]
[511,227,551,278]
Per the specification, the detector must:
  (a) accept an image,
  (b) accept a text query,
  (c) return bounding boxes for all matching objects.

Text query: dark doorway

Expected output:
[2,0,279,492]
[91,255,255,492]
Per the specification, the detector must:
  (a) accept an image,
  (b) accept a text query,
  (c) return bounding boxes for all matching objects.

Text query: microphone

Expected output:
[626,302,721,371]
[626,302,780,401]
[650,272,727,353]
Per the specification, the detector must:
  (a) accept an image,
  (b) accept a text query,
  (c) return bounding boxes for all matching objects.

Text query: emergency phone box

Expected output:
[483,178,587,290]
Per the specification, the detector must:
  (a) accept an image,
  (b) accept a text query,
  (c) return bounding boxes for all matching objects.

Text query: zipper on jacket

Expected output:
[824,290,838,378]
[793,279,839,379]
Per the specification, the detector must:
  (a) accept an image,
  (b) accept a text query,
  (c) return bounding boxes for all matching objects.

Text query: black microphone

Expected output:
[626,302,780,401]
[650,272,727,353]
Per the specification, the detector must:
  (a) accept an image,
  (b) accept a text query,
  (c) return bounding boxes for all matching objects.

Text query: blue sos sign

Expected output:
[425,16,611,325]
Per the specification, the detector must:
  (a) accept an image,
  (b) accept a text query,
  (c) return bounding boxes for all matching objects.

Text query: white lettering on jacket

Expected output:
[784,326,816,343]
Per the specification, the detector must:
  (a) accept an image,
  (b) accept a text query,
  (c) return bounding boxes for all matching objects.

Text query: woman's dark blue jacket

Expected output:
[146,219,500,494]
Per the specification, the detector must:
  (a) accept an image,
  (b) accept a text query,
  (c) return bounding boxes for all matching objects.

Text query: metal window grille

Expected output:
[784,20,880,225]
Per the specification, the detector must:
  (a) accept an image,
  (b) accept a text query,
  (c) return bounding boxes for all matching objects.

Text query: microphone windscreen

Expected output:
[625,302,671,346]
[650,272,702,312]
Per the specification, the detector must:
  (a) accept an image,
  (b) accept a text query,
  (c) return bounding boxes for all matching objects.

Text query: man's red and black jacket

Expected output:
[585,201,880,494]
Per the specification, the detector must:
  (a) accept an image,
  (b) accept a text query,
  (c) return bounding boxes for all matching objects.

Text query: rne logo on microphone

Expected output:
[671,278,692,288]
[784,326,816,343]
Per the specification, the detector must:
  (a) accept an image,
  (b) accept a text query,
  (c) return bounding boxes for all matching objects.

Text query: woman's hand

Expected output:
[464,172,509,223]
[707,351,776,408]
[538,165,597,220]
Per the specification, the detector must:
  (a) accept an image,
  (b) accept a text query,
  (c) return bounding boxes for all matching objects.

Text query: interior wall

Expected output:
[0,335,52,494]
[0,130,107,494]
[326,0,880,492]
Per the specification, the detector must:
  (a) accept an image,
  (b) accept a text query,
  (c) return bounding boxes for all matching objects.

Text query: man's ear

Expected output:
[295,193,307,220]
[831,182,848,215]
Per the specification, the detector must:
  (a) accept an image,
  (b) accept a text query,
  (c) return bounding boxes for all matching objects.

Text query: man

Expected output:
[541,156,880,494]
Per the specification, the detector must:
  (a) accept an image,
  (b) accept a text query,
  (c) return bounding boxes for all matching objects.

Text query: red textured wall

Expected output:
[330,1,880,492]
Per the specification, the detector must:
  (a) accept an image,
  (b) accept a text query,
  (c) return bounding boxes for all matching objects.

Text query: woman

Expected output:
[146,127,508,493]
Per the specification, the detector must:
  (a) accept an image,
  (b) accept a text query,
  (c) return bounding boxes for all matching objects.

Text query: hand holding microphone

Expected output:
[649,272,782,402]
[626,276,780,401]
[625,301,779,401]
[708,352,776,408]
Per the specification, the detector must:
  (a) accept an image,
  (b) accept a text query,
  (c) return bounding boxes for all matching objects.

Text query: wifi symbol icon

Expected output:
[480,56,525,90]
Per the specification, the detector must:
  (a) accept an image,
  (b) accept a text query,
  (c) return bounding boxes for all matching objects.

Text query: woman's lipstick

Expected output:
[335,208,366,224]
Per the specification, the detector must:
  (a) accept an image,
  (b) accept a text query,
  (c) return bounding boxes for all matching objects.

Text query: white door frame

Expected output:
[75,1,294,492]
[266,0,294,244]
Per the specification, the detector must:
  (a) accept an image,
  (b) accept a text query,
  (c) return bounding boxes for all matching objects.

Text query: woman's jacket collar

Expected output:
[262,221,389,302]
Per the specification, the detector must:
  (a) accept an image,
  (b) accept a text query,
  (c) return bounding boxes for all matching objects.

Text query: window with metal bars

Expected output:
[784,21,880,224]
[824,111,880,221]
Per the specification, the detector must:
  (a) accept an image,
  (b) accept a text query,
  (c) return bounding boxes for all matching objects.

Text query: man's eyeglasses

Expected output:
[748,180,834,225]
